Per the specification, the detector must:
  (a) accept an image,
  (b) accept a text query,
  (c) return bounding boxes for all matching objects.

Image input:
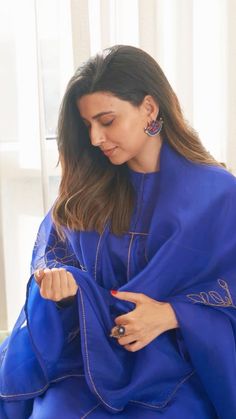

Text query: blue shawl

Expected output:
[1,140,236,418]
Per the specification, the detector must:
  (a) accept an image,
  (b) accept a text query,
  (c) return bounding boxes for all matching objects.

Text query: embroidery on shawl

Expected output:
[32,229,80,271]
[187,279,236,308]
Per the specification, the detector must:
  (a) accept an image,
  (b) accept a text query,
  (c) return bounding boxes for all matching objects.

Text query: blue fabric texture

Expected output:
[1,140,236,418]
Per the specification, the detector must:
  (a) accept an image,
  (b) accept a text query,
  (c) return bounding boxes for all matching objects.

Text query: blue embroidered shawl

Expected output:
[1,141,236,418]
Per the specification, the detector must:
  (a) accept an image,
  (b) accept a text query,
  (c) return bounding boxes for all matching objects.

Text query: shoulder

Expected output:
[189,164,236,228]
[182,157,236,202]
[163,142,236,200]
[169,154,236,217]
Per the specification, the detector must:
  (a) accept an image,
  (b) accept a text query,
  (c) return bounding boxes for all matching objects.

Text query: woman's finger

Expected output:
[118,334,138,346]
[67,271,78,296]
[110,323,132,340]
[34,269,45,286]
[37,268,77,301]
[58,268,70,299]
[124,341,144,352]
[49,268,63,301]
[110,290,146,305]
[114,312,134,326]
[40,268,53,299]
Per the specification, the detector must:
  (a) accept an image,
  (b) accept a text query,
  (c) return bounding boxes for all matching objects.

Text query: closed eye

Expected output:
[101,119,114,127]
[83,119,114,130]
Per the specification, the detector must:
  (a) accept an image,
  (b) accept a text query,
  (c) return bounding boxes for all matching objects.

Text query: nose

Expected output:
[90,125,106,147]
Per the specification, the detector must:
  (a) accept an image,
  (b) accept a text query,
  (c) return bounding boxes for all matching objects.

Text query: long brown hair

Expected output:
[52,45,224,237]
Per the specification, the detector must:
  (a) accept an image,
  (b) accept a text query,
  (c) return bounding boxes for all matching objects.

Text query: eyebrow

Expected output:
[81,111,115,121]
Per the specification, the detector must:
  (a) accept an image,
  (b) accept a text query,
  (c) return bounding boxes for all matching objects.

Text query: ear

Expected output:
[142,95,159,120]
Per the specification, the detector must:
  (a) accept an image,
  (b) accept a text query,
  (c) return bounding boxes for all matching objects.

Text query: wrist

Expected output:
[55,295,76,309]
[162,302,179,331]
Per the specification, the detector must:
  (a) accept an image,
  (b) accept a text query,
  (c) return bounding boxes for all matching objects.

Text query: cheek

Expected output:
[126,115,144,131]
[128,119,147,147]
[109,116,145,148]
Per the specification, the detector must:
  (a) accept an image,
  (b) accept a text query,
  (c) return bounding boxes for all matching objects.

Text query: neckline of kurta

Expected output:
[126,138,167,178]
[127,167,160,178]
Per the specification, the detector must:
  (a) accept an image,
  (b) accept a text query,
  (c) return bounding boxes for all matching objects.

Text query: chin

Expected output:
[107,151,128,166]
[109,159,125,166]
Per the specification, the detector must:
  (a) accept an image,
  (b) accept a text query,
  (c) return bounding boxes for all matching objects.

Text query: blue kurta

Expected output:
[1,140,236,418]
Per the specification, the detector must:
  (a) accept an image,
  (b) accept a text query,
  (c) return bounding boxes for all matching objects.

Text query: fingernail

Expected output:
[110,290,118,295]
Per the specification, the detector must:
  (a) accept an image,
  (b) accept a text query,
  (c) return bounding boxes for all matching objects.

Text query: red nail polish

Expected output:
[110,290,118,295]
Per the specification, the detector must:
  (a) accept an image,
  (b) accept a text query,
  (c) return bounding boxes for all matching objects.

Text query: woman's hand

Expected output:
[110,291,179,352]
[34,268,78,302]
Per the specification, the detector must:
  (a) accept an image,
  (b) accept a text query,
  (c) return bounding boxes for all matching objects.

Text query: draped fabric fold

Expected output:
[1,140,236,418]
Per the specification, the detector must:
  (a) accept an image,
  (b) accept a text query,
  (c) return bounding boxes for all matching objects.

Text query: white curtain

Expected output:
[0,0,236,331]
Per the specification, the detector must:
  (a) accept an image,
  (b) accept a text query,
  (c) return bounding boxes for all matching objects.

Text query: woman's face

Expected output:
[77,91,160,171]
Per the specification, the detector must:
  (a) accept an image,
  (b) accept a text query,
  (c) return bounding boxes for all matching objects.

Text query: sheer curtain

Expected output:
[0,0,73,330]
[0,0,236,332]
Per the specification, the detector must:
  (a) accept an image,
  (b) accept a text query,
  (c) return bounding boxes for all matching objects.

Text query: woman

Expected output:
[0,45,235,418]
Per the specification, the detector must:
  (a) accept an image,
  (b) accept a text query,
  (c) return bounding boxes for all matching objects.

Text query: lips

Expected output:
[102,147,117,156]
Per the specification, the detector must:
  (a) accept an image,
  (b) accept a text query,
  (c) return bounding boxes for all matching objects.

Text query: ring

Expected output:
[110,325,126,339]
[117,325,126,337]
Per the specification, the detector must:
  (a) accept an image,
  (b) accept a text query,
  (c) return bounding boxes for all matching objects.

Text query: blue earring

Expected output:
[144,117,163,137]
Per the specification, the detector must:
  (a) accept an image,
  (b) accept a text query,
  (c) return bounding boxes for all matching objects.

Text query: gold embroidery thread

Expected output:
[187,279,236,308]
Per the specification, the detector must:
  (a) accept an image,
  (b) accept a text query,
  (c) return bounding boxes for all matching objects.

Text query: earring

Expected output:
[144,117,163,137]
